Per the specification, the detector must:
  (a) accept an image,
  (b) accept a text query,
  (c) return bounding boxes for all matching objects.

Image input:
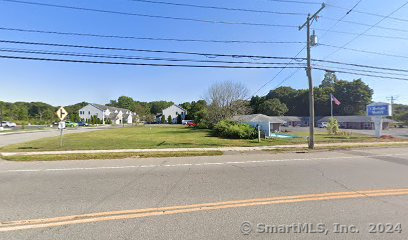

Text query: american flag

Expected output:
[331,94,341,106]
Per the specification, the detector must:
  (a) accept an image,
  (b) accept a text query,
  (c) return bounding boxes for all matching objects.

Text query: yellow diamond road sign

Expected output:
[56,107,68,121]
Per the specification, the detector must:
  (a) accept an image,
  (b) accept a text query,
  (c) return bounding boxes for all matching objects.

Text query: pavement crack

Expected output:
[309,166,408,211]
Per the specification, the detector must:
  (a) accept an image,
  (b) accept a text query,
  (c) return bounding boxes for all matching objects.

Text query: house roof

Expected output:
[277,116,304,122]
[232,114,285,124]
[318,116,396,123]
[90,103,131,114]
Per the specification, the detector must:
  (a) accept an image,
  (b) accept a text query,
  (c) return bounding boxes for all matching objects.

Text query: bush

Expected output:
[214,120,257,139]
[327,117,340,135]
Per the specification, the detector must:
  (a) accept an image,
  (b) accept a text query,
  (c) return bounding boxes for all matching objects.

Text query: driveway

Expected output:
[0,127,106,147]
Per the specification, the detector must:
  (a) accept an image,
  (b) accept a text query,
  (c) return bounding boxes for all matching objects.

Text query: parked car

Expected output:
[1,121,17,128]
[77,121,89,127]
[318,122,328,128]
[186,122,198,127]
[65,121,78,127]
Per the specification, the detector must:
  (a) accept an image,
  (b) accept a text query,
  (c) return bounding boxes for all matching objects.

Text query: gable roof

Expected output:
[232,114,285,124]
[90,103,131,114]
[163,104,187,112]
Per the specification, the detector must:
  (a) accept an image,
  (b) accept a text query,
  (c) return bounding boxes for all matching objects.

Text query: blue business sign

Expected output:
[367,103,392,117]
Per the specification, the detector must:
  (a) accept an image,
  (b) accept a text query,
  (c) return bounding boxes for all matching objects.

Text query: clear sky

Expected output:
[0,0,407,106]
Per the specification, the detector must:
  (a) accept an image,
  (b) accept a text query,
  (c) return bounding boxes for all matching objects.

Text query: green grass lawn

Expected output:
[0,126,385,152]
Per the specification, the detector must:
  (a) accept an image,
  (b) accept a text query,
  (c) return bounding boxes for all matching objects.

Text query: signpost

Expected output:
[56,106,68,147]
[367,102,392,138]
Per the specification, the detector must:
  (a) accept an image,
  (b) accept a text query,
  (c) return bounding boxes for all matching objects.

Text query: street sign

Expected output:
[56,107,68,121]
[367,102,392,138]
[367,102,392,117]
[58,121,66,130]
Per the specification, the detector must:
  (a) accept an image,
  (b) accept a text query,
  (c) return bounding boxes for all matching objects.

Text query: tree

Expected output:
[333,79,373,115]
[249,96,266,113]
[150,101,174,114]
[167,115,172,124]
[205,81,250,126]
[117,96,134,110]
[161,115,166,124]
[181,100,207,121]
[177,114,182,124]
[320,71,338,88]
[258,98,288,116]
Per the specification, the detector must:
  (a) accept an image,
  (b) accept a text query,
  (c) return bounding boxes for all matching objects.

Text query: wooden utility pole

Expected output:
[299,3,325,149]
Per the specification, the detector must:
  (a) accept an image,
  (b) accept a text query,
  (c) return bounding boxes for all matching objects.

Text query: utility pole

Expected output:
[386,96,398,116]
[299,3,325,149]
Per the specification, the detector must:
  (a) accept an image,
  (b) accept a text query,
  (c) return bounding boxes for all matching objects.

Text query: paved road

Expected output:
[1,147,408,239]
[0,127,106,147]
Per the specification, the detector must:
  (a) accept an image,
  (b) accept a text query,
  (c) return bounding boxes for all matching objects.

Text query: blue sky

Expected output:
[0,0,408,106]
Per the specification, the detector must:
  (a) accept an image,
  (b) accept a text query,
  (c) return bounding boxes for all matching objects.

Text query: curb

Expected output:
[1,141,407,157]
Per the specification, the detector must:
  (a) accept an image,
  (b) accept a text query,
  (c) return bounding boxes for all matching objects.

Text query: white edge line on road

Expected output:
[2,153,406,173]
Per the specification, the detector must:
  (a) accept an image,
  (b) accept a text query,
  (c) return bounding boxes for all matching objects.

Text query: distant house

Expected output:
[156,104,187,124]
[78,103,135,125]
[317,116,396,130]
[278,116,304,127]
[232,114,285,137]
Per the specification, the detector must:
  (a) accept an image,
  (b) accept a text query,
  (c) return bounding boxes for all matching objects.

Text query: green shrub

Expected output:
[327,117,340,135]
[214,120,257,139]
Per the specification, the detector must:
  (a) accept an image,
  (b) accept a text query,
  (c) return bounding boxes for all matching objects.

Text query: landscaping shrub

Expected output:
[214,120,257,139]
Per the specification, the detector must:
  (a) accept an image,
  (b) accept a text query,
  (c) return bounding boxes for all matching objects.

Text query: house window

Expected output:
[176,112,178,115]
[88,111,90,115]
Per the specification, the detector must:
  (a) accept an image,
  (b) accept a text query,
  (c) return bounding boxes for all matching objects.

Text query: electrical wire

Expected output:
[319,43,408,60]
[0,47,308,66]
[0,27,304,44]
[0,0,298,28]
[0,39,307,60]
[0,54,307,69]
[128,0,307,16]
[314,67,408,82]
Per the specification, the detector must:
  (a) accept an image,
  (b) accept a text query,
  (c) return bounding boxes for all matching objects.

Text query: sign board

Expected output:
[58,121,66,130]
[56,107,68,121]
[367,102,392,117]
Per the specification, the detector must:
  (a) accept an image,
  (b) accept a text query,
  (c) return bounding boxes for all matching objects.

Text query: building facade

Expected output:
[78,104,135,125]
[156,104,187,124]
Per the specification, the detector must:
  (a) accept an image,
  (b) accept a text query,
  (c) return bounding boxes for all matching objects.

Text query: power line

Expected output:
[129,0,307,16]
[0,27,304,45]
[0,0,298,28]
[320,0,363,38]
[265,0,321,5]
[314,67,408,82]
[321,16,408,34]
[0,39,307,60]
[313,64,408,77]
[3,25,408,45]
[0,47,308,66]
[312,58,408,73]
[323,1,408,59]
[3,39,408,74]
[327,3,408,23]
[319,43,408,60]
[251,46,306,97]
[0,54,307,69]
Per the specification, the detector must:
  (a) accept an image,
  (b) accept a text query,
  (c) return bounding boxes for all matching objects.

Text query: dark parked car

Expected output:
[77,121,89,127]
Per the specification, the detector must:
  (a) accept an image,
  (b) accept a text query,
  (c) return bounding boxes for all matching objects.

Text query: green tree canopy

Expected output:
[258,98,288,116]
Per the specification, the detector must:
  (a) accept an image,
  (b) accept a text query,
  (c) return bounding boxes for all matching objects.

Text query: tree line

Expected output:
[1,73,406,126]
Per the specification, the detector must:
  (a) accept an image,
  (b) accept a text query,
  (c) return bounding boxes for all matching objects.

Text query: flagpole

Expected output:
[330,94,333,118]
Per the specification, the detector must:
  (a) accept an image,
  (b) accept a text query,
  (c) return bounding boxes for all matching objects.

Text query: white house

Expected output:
[232,114,285,137]
[78,103,135,125]
[156,104,187,124]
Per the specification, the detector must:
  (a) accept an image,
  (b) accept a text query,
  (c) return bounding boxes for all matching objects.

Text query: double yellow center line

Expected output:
[1,188,408,232]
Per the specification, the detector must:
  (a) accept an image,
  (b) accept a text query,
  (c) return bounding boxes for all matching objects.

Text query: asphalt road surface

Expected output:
[0,127,105,147]
[1,147,408,239]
